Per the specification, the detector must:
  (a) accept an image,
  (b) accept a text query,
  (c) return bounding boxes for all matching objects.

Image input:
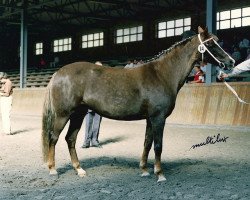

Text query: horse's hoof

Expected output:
[141,171,150,177]
[49,169,58,175]
[77,168,86,177]
[49,169,59,179]
[157,175,166,182]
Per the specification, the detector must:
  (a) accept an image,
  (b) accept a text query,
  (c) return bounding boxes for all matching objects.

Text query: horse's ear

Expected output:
[198,26,209,38]
[198,26,209,33]
[198,26,204,34]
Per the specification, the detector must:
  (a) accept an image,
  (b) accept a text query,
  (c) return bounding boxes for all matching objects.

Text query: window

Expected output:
[53,37,72,52]
[35,42,43,55]
[82,32,104,48]
[157,17,191,38]
[217,7,250,30]
[115,26,143,44]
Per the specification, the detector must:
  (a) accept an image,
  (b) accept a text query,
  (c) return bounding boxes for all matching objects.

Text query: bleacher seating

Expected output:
[7,67,59,88]
[6,60,126,88]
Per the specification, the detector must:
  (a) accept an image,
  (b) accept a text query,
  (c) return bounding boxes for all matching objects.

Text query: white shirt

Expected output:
[199,75,205,83]
[228,58,250,76]
[124,63,134,68]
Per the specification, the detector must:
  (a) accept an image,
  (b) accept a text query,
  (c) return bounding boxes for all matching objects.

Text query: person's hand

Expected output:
[219,73,229,81]
[221,73,229,78]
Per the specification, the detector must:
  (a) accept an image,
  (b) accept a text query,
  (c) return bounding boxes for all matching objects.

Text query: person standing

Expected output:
[0,72,13,135]
[82,109,102,148]
[82,62,103,148]
[189,64,205,83]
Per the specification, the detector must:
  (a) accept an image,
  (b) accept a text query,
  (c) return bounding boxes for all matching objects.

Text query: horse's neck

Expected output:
[159,37,199,92]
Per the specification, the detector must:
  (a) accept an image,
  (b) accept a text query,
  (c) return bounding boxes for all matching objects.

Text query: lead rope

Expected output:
[198,34,249,104]
[218,70,250,104]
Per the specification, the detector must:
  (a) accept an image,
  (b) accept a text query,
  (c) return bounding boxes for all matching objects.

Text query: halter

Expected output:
[198,34,249,104]
[197,34,235,69]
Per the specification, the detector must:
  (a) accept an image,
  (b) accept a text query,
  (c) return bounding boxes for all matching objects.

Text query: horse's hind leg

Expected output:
[65,111,86,177]
[152,117,166,182]
[140,119,153,176]
[48,116,68,176]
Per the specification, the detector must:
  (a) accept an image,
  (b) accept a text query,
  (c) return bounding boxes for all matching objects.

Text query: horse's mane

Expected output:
[145,35,196,63]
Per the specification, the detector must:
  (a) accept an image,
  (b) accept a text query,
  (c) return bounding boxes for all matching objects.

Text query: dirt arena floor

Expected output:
[0,115,250,200]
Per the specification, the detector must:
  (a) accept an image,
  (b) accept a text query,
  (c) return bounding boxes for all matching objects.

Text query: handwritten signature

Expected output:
[190,133,229,150]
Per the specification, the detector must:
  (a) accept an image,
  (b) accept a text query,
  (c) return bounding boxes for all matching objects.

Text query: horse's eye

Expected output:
[205,41,213,47]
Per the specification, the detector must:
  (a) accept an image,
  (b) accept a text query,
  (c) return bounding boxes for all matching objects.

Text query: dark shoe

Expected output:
[81,143,90,148]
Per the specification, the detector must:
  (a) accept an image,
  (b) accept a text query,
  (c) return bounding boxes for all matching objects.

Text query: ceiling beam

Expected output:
[0,0,59,19]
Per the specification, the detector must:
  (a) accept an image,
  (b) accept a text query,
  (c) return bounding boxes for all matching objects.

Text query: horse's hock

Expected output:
[7,82,250,126]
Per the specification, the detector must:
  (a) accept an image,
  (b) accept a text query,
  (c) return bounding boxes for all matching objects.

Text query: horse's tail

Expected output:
[42,73,56,163]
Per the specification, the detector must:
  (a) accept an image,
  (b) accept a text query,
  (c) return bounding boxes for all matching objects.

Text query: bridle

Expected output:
[197,34,235,69]
[198,34,249,104]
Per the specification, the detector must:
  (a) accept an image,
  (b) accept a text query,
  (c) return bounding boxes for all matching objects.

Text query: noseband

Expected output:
[197,34,235,69]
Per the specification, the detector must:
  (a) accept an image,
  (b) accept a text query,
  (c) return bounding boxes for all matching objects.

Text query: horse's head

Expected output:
[197,26,235,70]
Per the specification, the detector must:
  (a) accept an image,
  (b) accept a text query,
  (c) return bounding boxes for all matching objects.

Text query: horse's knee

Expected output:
[65,136,76,147]
[65,135,71,143]
[154,143,162,154]
[144,138,153,147]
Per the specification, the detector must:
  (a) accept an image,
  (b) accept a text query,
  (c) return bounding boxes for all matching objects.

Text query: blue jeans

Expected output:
[84,110,102,145]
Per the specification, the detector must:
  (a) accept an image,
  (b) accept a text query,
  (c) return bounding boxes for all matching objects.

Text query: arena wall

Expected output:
[9,83,250,127]
[167,82,250,126]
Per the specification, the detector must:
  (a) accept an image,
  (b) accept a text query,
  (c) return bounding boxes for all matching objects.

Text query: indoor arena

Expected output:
[0,0,249,199]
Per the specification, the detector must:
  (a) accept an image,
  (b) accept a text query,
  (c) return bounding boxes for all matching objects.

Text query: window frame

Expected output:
[157,17,191,38]
[115,25,143,44]
[35,42,43,55]
[53,37,72,53]
[217,6,250,30]
[82,32,104,49]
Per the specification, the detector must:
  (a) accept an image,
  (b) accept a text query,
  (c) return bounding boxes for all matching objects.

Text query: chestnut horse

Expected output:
[42,27,234,182]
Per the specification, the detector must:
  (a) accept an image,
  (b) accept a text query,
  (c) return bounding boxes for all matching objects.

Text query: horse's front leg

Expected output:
[140,119,153,176]
[152,118,166,182]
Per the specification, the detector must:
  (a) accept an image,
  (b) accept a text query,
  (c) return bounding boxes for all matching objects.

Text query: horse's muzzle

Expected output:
[222,59,235,70]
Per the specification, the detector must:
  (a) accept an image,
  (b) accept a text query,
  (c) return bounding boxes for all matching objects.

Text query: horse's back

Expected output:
[54,61,145,86]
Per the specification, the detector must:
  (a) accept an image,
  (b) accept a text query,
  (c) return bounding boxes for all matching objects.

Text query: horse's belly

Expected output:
[101,112,146,121]
[99,106,144,120]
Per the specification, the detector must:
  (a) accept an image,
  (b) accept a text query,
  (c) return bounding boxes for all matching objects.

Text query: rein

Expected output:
[198,34,249,104]
[218,70,250,104]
